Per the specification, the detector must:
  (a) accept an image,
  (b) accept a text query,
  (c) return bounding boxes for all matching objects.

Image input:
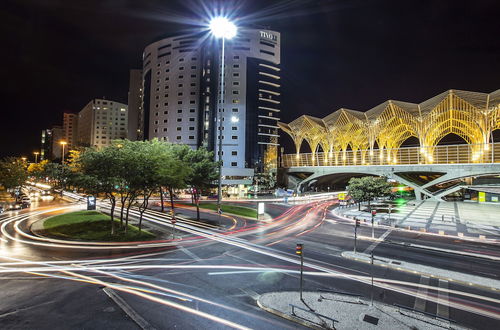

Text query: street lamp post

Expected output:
[60,141,67,163]
[209,17,237,215]
[33,152,39,164]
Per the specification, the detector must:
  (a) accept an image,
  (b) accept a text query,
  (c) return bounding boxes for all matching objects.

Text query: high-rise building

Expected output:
[127,69,143,141]
[40,129,53,161]
[63,112,78,149]
[77,98,128,148]
[140,29,281,190]
[50,126,64,160]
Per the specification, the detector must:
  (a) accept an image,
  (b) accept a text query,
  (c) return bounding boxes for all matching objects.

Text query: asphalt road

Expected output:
[0,196,499,329]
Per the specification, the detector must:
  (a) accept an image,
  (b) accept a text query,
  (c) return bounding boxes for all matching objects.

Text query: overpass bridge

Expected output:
[280,142,500,201]
[277,89,500,201]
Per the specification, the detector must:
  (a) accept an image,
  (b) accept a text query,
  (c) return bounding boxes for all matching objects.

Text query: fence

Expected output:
[282,142,500,168]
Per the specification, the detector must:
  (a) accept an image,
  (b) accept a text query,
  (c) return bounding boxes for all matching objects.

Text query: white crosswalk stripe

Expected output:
[437,279,450,320]
[413,275,430,312]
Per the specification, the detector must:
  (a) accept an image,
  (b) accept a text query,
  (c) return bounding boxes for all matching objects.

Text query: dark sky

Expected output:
[1,0,499,158]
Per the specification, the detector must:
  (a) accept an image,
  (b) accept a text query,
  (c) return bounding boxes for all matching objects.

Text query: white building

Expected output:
[77,98,128,148]
[63,112,78,149]
[139,29,281,190]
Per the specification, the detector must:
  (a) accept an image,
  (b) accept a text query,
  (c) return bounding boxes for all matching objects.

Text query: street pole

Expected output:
[388,204,392,226]
[371,212,375,239]
[296,243,304,303]
[61,143,66,163]
[354,221,358,254]
[370,251,374,306]
[216,37,225,216]
[300,249,304,302]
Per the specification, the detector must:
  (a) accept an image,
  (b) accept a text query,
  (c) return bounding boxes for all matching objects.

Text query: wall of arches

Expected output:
[279,89,500,165]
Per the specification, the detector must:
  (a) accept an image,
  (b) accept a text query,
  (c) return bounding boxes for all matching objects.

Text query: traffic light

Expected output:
[296,243,303,256]
[355,219,360,227]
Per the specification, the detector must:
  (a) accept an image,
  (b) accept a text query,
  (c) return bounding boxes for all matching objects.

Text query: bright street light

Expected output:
[209,17,237,39]
[209,16,237,215]
[60,141,67,163]
[33,151,39,164]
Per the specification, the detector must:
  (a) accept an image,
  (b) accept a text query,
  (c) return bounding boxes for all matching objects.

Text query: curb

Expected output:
[256,296,323,330]
[332,207,500,244]
[342,251,500,292]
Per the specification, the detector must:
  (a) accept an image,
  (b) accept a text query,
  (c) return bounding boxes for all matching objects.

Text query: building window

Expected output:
[179,66,184,70]
[176,136,181,140]
[177,109,182,113]
[232,126,237,130]
[178,92,183,96]
[177,118,182,122]
[231,151,237,156]
[232,99,239,104]
[164,110,168,114]
[190,109,195,113]
[178,84,183,87]
[178,101,182,104]
[163,128,168,132]
[189,127,195,131]
[231,162,237,166]
[190,100,196,104]
[163,119,168,123]
[189,118,195,122]
[233,64,239,68]
[189,136,194,139]
[179,58,184,62]
[233,55,239,60]
[179,75,184,79]
[232,90,239,94]
[233,81,239,86]
[191,66,196,69]
[232,108,238,112]
[177,127,181,131]
[232,136,237,139]
[233,73,239,77]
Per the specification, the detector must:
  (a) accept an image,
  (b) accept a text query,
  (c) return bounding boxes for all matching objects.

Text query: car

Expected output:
[10,203,22,210]
[21,197,31,204]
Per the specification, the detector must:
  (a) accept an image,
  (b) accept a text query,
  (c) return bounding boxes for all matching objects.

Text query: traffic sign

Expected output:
[338,193,346,201]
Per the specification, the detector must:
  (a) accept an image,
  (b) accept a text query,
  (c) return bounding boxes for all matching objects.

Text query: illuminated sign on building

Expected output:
[260,31,278,42]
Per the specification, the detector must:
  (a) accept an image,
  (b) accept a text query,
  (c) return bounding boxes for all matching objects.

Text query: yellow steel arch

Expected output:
[279,89,500,165]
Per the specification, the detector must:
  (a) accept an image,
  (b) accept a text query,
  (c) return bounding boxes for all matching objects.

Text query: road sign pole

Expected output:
[354,224,357,254]
[371,251,374,306]
[300,252,304,302]
[296,243,304,302]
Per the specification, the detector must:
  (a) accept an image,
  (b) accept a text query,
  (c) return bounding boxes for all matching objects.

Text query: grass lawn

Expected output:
[189,203,257,218]
[43,210,156,242]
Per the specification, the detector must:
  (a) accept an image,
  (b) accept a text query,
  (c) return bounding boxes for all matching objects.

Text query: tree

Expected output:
[79,145,124,235]
[348,176,392,211]
[157,143,192,218]
[27,159,50,181]
[0,157,28,191]
[183,148,218,221]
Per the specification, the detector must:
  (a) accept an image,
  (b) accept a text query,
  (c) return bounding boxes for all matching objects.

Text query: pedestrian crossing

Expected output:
[413,275,450,320]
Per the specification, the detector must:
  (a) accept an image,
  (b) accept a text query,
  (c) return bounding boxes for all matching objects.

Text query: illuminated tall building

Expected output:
[77,98,128,148]
[62,112,78,149]
[140,29,281,189]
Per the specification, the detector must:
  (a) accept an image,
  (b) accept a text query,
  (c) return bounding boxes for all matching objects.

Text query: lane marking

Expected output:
[179,246,201,262]
[413,275,430,312]
[437,279,450,320]
[364,229,392,254]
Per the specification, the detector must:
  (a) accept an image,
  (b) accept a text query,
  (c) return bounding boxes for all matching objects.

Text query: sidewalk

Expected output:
[258,291,466,329]
[335,200,500,240]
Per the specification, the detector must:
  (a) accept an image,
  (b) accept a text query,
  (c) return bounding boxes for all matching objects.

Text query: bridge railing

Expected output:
[282,142,500,168]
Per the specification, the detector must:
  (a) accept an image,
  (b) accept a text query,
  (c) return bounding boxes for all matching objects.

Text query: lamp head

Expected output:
[209,17,237,39]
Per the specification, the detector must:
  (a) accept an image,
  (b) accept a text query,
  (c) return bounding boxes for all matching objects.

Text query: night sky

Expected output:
[1,0,499,158]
